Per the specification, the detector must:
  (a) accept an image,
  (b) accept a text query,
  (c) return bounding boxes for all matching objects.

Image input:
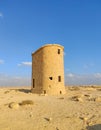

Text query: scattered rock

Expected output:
[95,97,101,102]
[44,117,52,122]
[40,94,48,96]
[86,121,93,126]
[79,117,88,121]
[71,96,83,102]
[19,100,34,106]
[88,98,96,101]
[9,102,19,109]
[84,94,91,97]
[58,97,64,100]
[56,127,59,130]
[77,97,83,102]
[4,91,10,94]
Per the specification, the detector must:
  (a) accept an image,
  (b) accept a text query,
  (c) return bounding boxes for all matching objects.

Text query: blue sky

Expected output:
[0,0,101,86]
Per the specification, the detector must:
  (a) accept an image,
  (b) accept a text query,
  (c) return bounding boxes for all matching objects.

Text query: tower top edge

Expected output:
[32,44,64,56]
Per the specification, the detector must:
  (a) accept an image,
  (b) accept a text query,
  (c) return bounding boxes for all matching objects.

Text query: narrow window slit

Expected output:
[33,79,35,88]
[60,91,62,94]
[58,49,60,54]
[58,76,61,82]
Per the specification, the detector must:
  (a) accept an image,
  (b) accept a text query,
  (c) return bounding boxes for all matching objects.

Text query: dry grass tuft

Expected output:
[19,100,34,106]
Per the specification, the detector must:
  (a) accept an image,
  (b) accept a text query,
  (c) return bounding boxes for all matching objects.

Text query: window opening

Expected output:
[60,91,62,94]
[58,76,61,82]
[58,49,60,54]
[49,77,53,80]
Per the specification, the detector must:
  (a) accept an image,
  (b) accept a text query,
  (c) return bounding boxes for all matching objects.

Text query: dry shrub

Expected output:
[19,100,34,106]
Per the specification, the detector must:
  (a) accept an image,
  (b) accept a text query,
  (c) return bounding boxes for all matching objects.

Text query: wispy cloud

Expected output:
[0,59,4,64]
[0,74,31,86]
[65,73,101,85]
[0,12,3,17]
[0,72,101,86]
[83,63,94,69]
[18,62,32,67]
[67,73,74,78]
[94,73,101,78]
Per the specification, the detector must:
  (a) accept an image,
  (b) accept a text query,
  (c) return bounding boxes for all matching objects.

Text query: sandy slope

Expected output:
[0,86,101,130]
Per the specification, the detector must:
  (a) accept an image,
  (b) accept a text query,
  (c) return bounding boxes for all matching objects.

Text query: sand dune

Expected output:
[0,86,101,130]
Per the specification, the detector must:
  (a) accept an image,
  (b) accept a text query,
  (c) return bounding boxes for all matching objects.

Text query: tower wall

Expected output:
[31,44,66,95]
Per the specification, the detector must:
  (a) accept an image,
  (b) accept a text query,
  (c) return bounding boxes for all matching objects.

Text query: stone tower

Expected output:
[31,44,66,95]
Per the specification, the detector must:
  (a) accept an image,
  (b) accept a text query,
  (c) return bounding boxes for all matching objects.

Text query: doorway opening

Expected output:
[44,90,46,94]
[33,79,35,88]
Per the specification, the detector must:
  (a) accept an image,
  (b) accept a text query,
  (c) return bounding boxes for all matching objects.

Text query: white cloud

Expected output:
[0,72,101,86]
[0,74,31,86]
[94,73,101,78]
[65,73,101,85]
[0,12,3,17]
[18,62,32,67]
[0,60,4,64]
[67,73,75,78]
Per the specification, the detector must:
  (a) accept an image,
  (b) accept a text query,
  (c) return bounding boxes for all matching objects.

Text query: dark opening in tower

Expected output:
[33,79,35,88]
[58,76,61,82]
[49,77,53,80]
[58,49,60,54]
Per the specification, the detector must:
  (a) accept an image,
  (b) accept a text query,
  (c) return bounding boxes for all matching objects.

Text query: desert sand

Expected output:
[0,86,101,130]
